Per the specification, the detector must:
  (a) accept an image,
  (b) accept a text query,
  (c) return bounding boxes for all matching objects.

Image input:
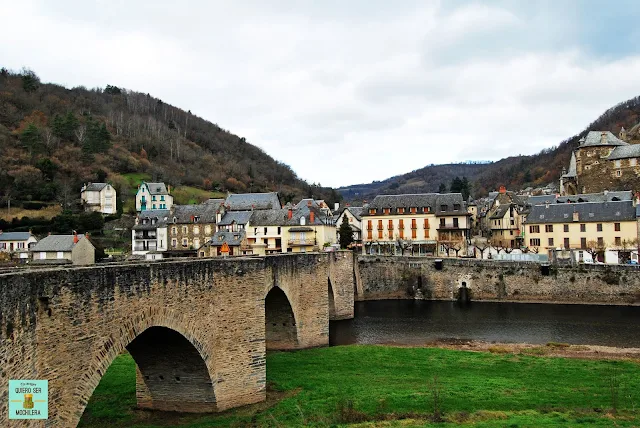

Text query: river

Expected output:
[329,300,640,348]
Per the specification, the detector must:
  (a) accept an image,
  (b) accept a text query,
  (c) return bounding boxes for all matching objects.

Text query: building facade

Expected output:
[131,210,169,255]
[523,200,638,263]
[30,234,95,265]
[136,182,173,211]
[80,183,117,214]
[361,193,471,256]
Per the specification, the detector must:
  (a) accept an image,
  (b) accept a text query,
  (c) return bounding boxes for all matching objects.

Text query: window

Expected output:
[441,205,448,211]
[424,219,430,229]
[161,195,165,201]
[171,238,177,247]
[182,238,188,247]
[548,238,554,246]
[530,238,540,246]
[615,237,621,246]
[193,238,200,248]
[369,209,376,215]
[598,237,604,247]
[172,226,177,235]
[453,204,460,211]
[564,238,570,249]
[440,218,445,227]
[264,227,268,235]
[597,223,603,232]
[277,227,281,235]
[182,226,188,234]
[545,225,553,233]
[56,251,64,259]
[616,170,622,177]
[397,207,405,214]
[399,220,404,238]
[152,204,156,209]
[367,220,372,230]
[411,219,417,229]
[388,220,393,231]
[564,224,569,232]
[378,220,383,239]
[205,225,211,234]
[383,208,390,215]
[614,222,621,231]
[152,195,156,201]
[580,224,586,232]
[631,158,637,167]
[453,218,459,228]
[529,225,540,233]
[581,237,587,248]
[410,207,417,213]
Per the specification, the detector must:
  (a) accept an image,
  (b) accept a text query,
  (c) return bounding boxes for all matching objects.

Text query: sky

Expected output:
[2,0,640,188]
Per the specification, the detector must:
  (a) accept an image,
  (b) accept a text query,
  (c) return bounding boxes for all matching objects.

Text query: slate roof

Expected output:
[366,193,466,215]
[561,152,577,178]
[31,235,91,252]
[345,207,363,221]
[249,205,334,227]
[170,204,218,224]
[82,182,108,192]
[0,232,33,242]
[489,205,511,220]
[249,209,290,226]
[207,230,246,247]
[524,200,637,224]
[606,144,640,160]
[218,211,252,226]
[204,198,225,206]
[578,131,628,148]
[143,182,170,195]
[224,192,281,211]
[523,195,557,206]
[556,191,633,204]
[133,210,170,230]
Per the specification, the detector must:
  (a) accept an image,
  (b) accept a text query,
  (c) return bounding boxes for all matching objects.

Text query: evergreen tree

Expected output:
[461,176,471,200]
[21,68,40,93]
[20,123,42,154]
[450,176,463,194]
[338,215,354,249]
[438,182,447,193]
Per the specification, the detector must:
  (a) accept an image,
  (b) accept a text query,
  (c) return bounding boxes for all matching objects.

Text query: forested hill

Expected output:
[340,94,640,201]
[0,68,339,214]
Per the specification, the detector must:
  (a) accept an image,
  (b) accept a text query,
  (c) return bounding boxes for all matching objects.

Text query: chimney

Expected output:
[499,185,506,194]
[48,232,51,236]
[545,200,550,209]
[85,232,90,239]
[167,185,171,194]
[334,202,339,211]
[288,207,293,219]
[307,200,312,207]
[601,131,607,144]
[346,202,350,207]
[310,210,315,223]
[73,232,79,244]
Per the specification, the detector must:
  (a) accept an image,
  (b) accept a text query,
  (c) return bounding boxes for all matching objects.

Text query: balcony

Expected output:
[134,232,157,239]
[288,239,316,246]
[437,224,464,230]
[134,242,158,252]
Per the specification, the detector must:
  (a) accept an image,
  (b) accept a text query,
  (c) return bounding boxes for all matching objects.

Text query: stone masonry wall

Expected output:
[357,256,640,305]
[0,258,268,427]
[327,251,355,320]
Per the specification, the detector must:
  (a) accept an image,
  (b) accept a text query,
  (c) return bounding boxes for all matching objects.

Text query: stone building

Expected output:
[560,131,640,195]
[167,204,218,254]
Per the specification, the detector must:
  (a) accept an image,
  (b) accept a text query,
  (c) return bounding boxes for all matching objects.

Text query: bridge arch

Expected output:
[76,308,217,425]
[264,286,299,350]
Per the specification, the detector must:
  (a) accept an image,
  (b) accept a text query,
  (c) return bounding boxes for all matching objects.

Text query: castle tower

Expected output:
[619,127,627,141]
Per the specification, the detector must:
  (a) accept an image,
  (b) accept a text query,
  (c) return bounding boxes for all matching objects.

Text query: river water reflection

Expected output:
[329,300,640,348]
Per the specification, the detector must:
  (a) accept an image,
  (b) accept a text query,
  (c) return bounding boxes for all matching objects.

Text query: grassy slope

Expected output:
[79,346,640,427]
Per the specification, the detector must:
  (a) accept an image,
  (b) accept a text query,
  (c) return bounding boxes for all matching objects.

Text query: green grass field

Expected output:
[79,346,640,427]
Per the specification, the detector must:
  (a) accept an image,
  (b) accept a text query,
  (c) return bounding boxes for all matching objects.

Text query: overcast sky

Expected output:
[2,1,640,187]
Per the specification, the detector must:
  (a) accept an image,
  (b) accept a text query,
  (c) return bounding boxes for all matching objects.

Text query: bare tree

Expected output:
[395,235,412,256]
[472,237,490,259]
[585,239,606,262]
[75,124,87,145]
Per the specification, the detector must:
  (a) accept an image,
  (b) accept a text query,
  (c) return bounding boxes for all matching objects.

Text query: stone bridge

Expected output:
[0,252,355,427]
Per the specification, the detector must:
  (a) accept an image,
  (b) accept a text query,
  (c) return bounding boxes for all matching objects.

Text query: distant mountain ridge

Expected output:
[339,95,640,202]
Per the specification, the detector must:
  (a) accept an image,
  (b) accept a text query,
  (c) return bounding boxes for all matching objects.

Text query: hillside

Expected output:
[340,95,640,201]
[0,68,340,218]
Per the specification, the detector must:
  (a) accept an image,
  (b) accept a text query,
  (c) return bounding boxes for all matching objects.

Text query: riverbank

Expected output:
[80,345,640,427]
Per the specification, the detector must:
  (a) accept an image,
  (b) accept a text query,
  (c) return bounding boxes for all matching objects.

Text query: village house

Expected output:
[560,131,640,195]
[30,233,95,265]
[335,205,364,248]
[80,182,117,214]
[0,231,38,256]
[131,210,169,258]
[135,182,173,211]
[168,204,219,256]
[361,193,471,257]
[523,200,638,264]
